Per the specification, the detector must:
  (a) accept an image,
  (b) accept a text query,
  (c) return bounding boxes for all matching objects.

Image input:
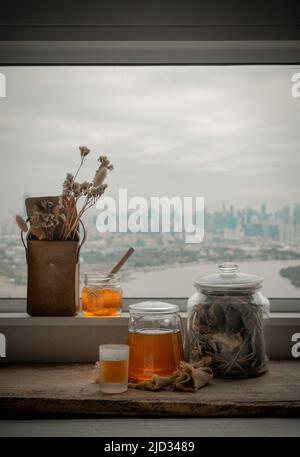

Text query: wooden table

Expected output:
[0,361,299,417]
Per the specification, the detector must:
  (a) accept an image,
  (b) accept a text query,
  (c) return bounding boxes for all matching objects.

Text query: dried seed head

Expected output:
[93,167,107,187]
[72,182,81,196]
[58,196,65,209]
[88,184,107,198]
[40,200,54,213]
[63,173,74,196]
[80,181,92,191]
[79,146,90,158]
[93,155,113,187]
[98,155,114,170]
[30,226,47,240]
[52,205,60,218]
[15,215,28,233]
[29,204,60,241]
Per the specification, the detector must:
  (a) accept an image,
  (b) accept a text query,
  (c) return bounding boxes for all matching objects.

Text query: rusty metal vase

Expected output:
[26,239,80,316]
[22,196,85,316]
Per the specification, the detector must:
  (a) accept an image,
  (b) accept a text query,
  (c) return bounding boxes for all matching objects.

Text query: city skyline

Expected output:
[1,198,300,238]
[1,198,300,298]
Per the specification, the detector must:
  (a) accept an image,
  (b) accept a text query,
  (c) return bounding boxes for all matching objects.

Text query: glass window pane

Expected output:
[0,65,299,303]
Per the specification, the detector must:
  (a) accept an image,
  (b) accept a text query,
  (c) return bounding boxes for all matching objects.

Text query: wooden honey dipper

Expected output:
[109,247,135,276]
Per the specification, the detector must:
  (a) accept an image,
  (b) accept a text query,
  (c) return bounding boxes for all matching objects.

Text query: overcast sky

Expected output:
[0,65,299,222]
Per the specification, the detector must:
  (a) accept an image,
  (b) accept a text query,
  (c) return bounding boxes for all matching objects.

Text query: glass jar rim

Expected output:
[84,272,121,286]
[129,301,179,314]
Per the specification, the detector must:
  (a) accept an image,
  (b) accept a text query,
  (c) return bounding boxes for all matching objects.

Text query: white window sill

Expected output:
[1,297,300,313]
[0,298,299,362]
[1,311,300,326]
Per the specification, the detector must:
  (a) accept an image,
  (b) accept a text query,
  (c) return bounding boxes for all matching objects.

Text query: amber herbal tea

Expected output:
[99,344,129,394]
[128,329,184,382]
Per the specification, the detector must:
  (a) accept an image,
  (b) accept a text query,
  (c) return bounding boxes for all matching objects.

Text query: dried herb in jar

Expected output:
[187,263,270,379]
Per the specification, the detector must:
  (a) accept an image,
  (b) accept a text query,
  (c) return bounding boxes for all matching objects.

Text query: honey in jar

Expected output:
[82,273,122,316]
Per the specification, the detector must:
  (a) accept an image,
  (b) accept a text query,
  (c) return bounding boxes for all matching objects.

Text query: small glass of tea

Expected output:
[99,344,129,394]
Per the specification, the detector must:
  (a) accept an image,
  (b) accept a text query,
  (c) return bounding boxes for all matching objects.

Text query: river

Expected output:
[123,259,300,298]
[0,259,299,299]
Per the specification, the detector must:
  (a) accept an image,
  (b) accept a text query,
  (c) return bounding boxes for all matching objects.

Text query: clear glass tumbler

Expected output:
[99,344,129,394]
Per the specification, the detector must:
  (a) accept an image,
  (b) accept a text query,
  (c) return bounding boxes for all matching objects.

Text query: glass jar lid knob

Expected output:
[195,262,263,290]
[218,263,239,278]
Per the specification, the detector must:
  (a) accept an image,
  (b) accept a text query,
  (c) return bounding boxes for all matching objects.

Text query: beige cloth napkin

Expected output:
[129,357,213,392]
[91,356,213,392]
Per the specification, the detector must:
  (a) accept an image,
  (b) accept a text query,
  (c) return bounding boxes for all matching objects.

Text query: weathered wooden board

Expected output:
[0,361,299,417]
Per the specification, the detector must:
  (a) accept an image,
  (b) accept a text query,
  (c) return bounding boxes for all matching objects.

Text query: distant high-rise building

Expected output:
[246,207,255,225]
[281,205,291,224]
[261,203,267,221]
[266,221,280,241]
[280,205,293,243]
[213,212,226,235]
[294,204,300,241]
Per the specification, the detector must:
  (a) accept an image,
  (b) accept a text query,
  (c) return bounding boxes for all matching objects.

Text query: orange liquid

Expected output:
[82,287,122,316]
[128,329,185,381]
[100,359,128,384]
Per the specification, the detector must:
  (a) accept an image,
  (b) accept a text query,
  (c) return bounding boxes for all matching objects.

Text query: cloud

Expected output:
[0,65,299,218]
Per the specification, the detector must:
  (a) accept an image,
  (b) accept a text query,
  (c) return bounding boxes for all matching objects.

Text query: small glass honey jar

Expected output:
[82,273,123,317]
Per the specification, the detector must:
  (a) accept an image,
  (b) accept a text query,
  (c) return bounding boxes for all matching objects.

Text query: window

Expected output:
[0,60,299,308]
[0,42,299,363]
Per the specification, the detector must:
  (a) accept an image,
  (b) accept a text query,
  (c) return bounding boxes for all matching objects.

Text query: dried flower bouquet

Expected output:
[16,146,113,241]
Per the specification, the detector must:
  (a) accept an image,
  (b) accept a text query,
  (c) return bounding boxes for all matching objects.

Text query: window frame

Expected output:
[0,39,299,321]
[1,40,300,64]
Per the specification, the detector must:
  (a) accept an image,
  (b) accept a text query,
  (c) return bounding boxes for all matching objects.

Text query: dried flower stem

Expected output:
[64,198,89,240]
[73,157,84,182]
[16,215,28,233]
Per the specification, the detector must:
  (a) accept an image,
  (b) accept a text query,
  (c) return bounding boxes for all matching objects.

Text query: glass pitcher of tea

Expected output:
[128,301,185,382]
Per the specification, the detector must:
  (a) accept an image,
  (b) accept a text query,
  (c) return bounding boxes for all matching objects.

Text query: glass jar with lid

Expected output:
[128,301,185,382]
[82,273,122,317]
[187,263,270,378]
